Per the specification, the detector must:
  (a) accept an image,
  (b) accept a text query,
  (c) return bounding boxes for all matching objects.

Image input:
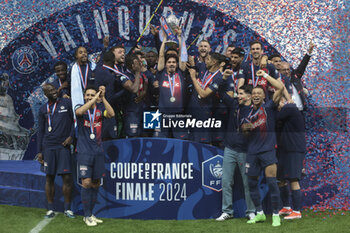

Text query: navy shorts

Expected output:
[124,111,142,137]
[77,152,105,180]
[43,147,72,175]
[277,150,305,180]
[246,150,278,177]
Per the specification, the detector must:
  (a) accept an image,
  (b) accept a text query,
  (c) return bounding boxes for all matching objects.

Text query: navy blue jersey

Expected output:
[49,78,69,98]
[239,61,278,95]
[115,63,126,73]
[37,98,74,152]
[120,71,147,113]
[224,100,252,152]
[215,76,234,103]
[94,65,122,104]
[195,57,206,79]
[76,103,106,154]
[157,69,186,113]
[146,70,158,107]
[141,70,153,108]
[94,64,125,139]
[243,100,277,154]
[189,69,224,112]
[229,71,240,93]
[277,103,306,152]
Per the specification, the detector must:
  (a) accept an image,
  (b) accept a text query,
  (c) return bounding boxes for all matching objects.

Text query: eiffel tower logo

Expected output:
[19,52,32,68]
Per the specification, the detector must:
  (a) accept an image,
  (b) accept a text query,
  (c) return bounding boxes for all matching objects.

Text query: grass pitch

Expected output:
[0,205,349,233]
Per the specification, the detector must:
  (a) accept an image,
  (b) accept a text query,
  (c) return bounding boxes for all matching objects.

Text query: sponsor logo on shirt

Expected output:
[162,81,180,88]
[84,120,102,128]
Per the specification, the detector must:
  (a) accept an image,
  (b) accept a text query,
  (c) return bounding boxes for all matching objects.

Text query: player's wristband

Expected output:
[263,73,268,78]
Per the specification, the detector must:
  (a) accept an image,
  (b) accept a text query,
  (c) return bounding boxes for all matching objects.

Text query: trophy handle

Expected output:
[178,16,184,28]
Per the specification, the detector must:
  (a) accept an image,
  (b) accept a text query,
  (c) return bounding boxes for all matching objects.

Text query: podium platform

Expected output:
[0,138,253,219]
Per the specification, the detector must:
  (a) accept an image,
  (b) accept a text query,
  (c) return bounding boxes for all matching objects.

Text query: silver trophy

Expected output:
[164,14,180,47]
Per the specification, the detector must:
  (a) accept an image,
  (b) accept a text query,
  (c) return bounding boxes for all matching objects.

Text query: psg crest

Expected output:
[11,46,39,74]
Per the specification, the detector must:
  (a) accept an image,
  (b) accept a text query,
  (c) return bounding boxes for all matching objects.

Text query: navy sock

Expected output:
[266,177,281,215]
[248,178,262,212]
[292,189,302,211]
[47,203,54,211]
[81,187,92,217]
[279,185,290,207]
[64,202,71,211]
[91,188,99,214]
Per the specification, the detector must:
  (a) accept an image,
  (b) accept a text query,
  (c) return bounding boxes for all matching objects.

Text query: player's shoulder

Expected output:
[263,99,276,109]
[39,102,48,113]
[48,78,59,85]
[214,70,223,79]
[240,104,253,115]
[121,71,133,82]
[59,97,71,104]
[267,63,277,72]
[240,61,250,69]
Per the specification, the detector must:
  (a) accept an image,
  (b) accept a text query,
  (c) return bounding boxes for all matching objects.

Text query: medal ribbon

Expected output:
[251,62,259,87]
[201,69,220,89]
[246,106,263,123]
[87,106,97,137]
[47,102,57,131]
[168,73,176,98]
[78,64,89,90]
[104,64,130,79]
[232,71,239,92]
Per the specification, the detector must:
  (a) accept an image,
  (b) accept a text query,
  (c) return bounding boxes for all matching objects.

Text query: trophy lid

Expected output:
[166,14,179,28]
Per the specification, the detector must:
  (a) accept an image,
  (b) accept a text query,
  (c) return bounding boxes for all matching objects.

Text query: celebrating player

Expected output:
[241,69,284,227]
[37,84,74,219]
[75,85,115,226]
[277,97,306,219]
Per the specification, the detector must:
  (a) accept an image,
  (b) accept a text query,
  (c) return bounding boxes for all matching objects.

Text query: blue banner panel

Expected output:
[90,138,246,219]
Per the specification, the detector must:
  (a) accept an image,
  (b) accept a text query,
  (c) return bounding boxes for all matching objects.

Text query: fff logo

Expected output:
[202,155,223,192]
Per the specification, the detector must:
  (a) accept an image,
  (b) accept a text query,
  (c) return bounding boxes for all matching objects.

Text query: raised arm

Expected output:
[99,86,115,118]
[75,91,101,116]
[189,68,213,99]
[294,41,315,78]
[123,60,142,94]
[123,74,141,94]
[277,76,292,102]
[157,30,166,72]
[256,69,284,104]
[176,26,186,71]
